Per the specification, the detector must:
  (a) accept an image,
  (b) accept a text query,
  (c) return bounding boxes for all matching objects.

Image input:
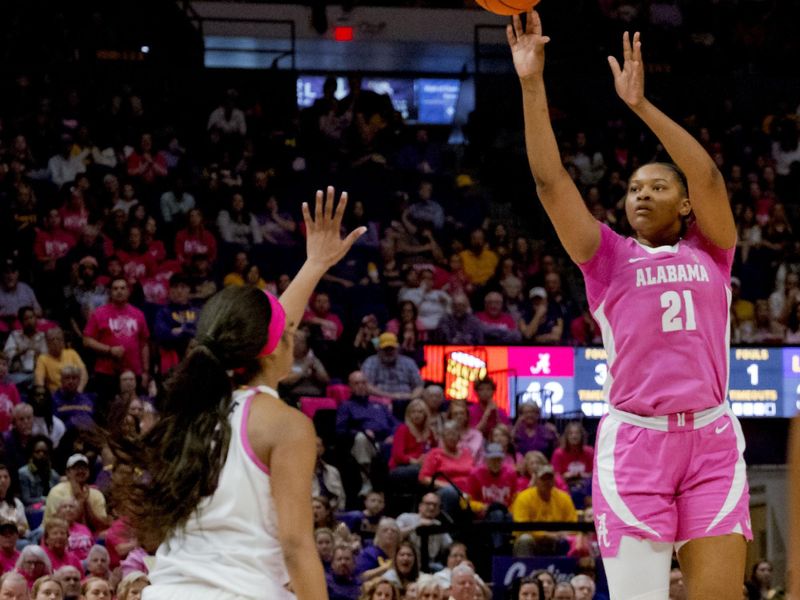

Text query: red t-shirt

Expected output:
[59,207,89,242]
[84,303,150,375]
[389,424,435,469]
[146,240,166,263]
[551,446,594,479]
[467,464,518,507]
[418,448,474,491]
[34,229,75,261]
[0,382,21,432]
[0,548,19,574]
[467,401,510,435]
[117,250,155,284]
[43,545,82,572]
[174,229,218,263]
[475,311,517,332]
[302,309,344,341]
[68,522,94,562]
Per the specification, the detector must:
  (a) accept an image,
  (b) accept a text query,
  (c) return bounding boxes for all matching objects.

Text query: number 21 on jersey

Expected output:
[660,290,696,332]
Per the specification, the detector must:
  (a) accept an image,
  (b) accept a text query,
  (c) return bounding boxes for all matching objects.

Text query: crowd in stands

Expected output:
[0,2,796,597]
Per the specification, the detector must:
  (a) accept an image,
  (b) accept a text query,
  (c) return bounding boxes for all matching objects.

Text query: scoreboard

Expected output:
[421,345,800,418]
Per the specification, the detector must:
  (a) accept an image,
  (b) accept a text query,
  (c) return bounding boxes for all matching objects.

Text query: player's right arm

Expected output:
[508,10,600,264]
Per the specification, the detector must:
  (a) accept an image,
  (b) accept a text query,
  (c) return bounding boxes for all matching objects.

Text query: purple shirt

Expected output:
[514,423,558,458]
[335,396,397,441]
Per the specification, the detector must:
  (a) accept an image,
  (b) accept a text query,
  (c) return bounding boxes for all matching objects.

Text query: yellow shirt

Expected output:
[510,486,578,524]
[34,349,87,394]
[459,248,499,286]
[45,481,107,524]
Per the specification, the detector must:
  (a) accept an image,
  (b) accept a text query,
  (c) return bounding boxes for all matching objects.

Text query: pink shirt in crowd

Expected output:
[43,545,82,573]
[467,465,518,507]
[0,382,21,432]
[551,445,594,479]
[68,522,95,561]
[419,448,474,491]
[83,303,150,375]
[578,222,734,416]
[467,401,510,435]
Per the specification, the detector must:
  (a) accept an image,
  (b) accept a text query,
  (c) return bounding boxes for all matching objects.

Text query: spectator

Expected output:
[47,135,85,188]
[159,175,195,227]
[360,579,401,600]
[34,328,88,395]
[510,465,578,556]
[406,180,445,231]
[458,229,498,287]
[512,403,558,458]
[383,540,421,594]
[315,527,336,572]
[82,277,150,415]
[466,443,518,511]
[520,287,564,343]
[53,566,81,600]
[786,300,800,344]
[476,291,521,343]
[569,305,602,346]
[116,226,154,286]
[30,383,66,448]
[354,517,400,580]
[0,354,21,432]
[433,293,484,346]
[0,571,29,599]
[52,498,93,562]
[0,519,20,575]
[4,404,35,475]
[0,466,26,538]
[553,582,576,600]
[116,571,150,600]
[79,577,111,598]
[216,191,262,251]
[421,385,446,439]
[339,491,385,541]
[221,251,250,287]
[312,436,346,511]
[396,493,453,566]
[352,314,381,366]
[745,299,784,344]
[15,545,52,588]
[126,133,167,187]
[770,271,799,323]
[448,564,478,600]
[174,208,217,264]
[64,257,108,339]
[569,575,596,600]
[389,399,436,477]
[152,274,198,366]
[469,377,511,439]
[551,422,593,491]
[326,544,360,600]
[207,89,247,137]
[304,293,344,342]
[415,575,444,600]
[514,575,545,600]
[419,421,474,517]
[431,543,480,590]
[730,277,755,342]
[185,252,217,304]
[336,370,397,496]
[18,435,60,518]
[41,518,82,573]
[446,400,483,463]
[361,333,423,401]
[0,264,42,328]
[746,560,780,600]
[51,367,95,432]
[44,454,109,534]
[33,210,74,276]
[280,329,330,404]
[257,195,298,251]
[4,307,46,387]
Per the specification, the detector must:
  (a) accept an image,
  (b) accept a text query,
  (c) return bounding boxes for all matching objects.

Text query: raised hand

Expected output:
[302,186,366,270]
[608,31,645,108]
[506,10,551,81]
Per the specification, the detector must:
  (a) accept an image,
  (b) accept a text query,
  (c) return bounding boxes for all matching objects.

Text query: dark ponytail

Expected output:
[113,286,271,550]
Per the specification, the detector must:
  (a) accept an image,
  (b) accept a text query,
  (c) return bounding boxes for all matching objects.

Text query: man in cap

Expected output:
[360,332,423,401]
[45,453,109,533]
[510,464,578,556]
[520,286,563,342]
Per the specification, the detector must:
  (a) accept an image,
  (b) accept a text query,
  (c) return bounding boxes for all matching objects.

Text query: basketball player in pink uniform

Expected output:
[508,12,749,599]
[114,187,365,600]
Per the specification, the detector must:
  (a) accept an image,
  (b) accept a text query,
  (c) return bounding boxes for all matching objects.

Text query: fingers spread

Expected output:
[334,191,348,227]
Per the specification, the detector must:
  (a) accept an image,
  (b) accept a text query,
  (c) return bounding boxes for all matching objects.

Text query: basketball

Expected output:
[475,0,540,17]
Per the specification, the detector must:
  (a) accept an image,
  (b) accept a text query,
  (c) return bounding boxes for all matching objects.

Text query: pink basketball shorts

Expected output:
[591,404,752,558]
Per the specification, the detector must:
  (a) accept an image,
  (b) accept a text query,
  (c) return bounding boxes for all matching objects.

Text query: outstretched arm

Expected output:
[609,32,735,249]
[509,10,600,264]
[278,186,366,331]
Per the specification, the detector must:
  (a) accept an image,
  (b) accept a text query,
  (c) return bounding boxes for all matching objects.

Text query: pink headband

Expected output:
[258,291,286,357]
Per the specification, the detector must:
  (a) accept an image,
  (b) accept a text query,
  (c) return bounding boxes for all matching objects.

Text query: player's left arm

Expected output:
[254,400,327,600]
[609,32,736,250]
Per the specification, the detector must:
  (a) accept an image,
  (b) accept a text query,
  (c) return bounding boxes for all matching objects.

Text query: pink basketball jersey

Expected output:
[578,222,734,416]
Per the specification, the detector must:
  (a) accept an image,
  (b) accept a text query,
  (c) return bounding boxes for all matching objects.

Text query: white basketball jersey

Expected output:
[148,386,294,599]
